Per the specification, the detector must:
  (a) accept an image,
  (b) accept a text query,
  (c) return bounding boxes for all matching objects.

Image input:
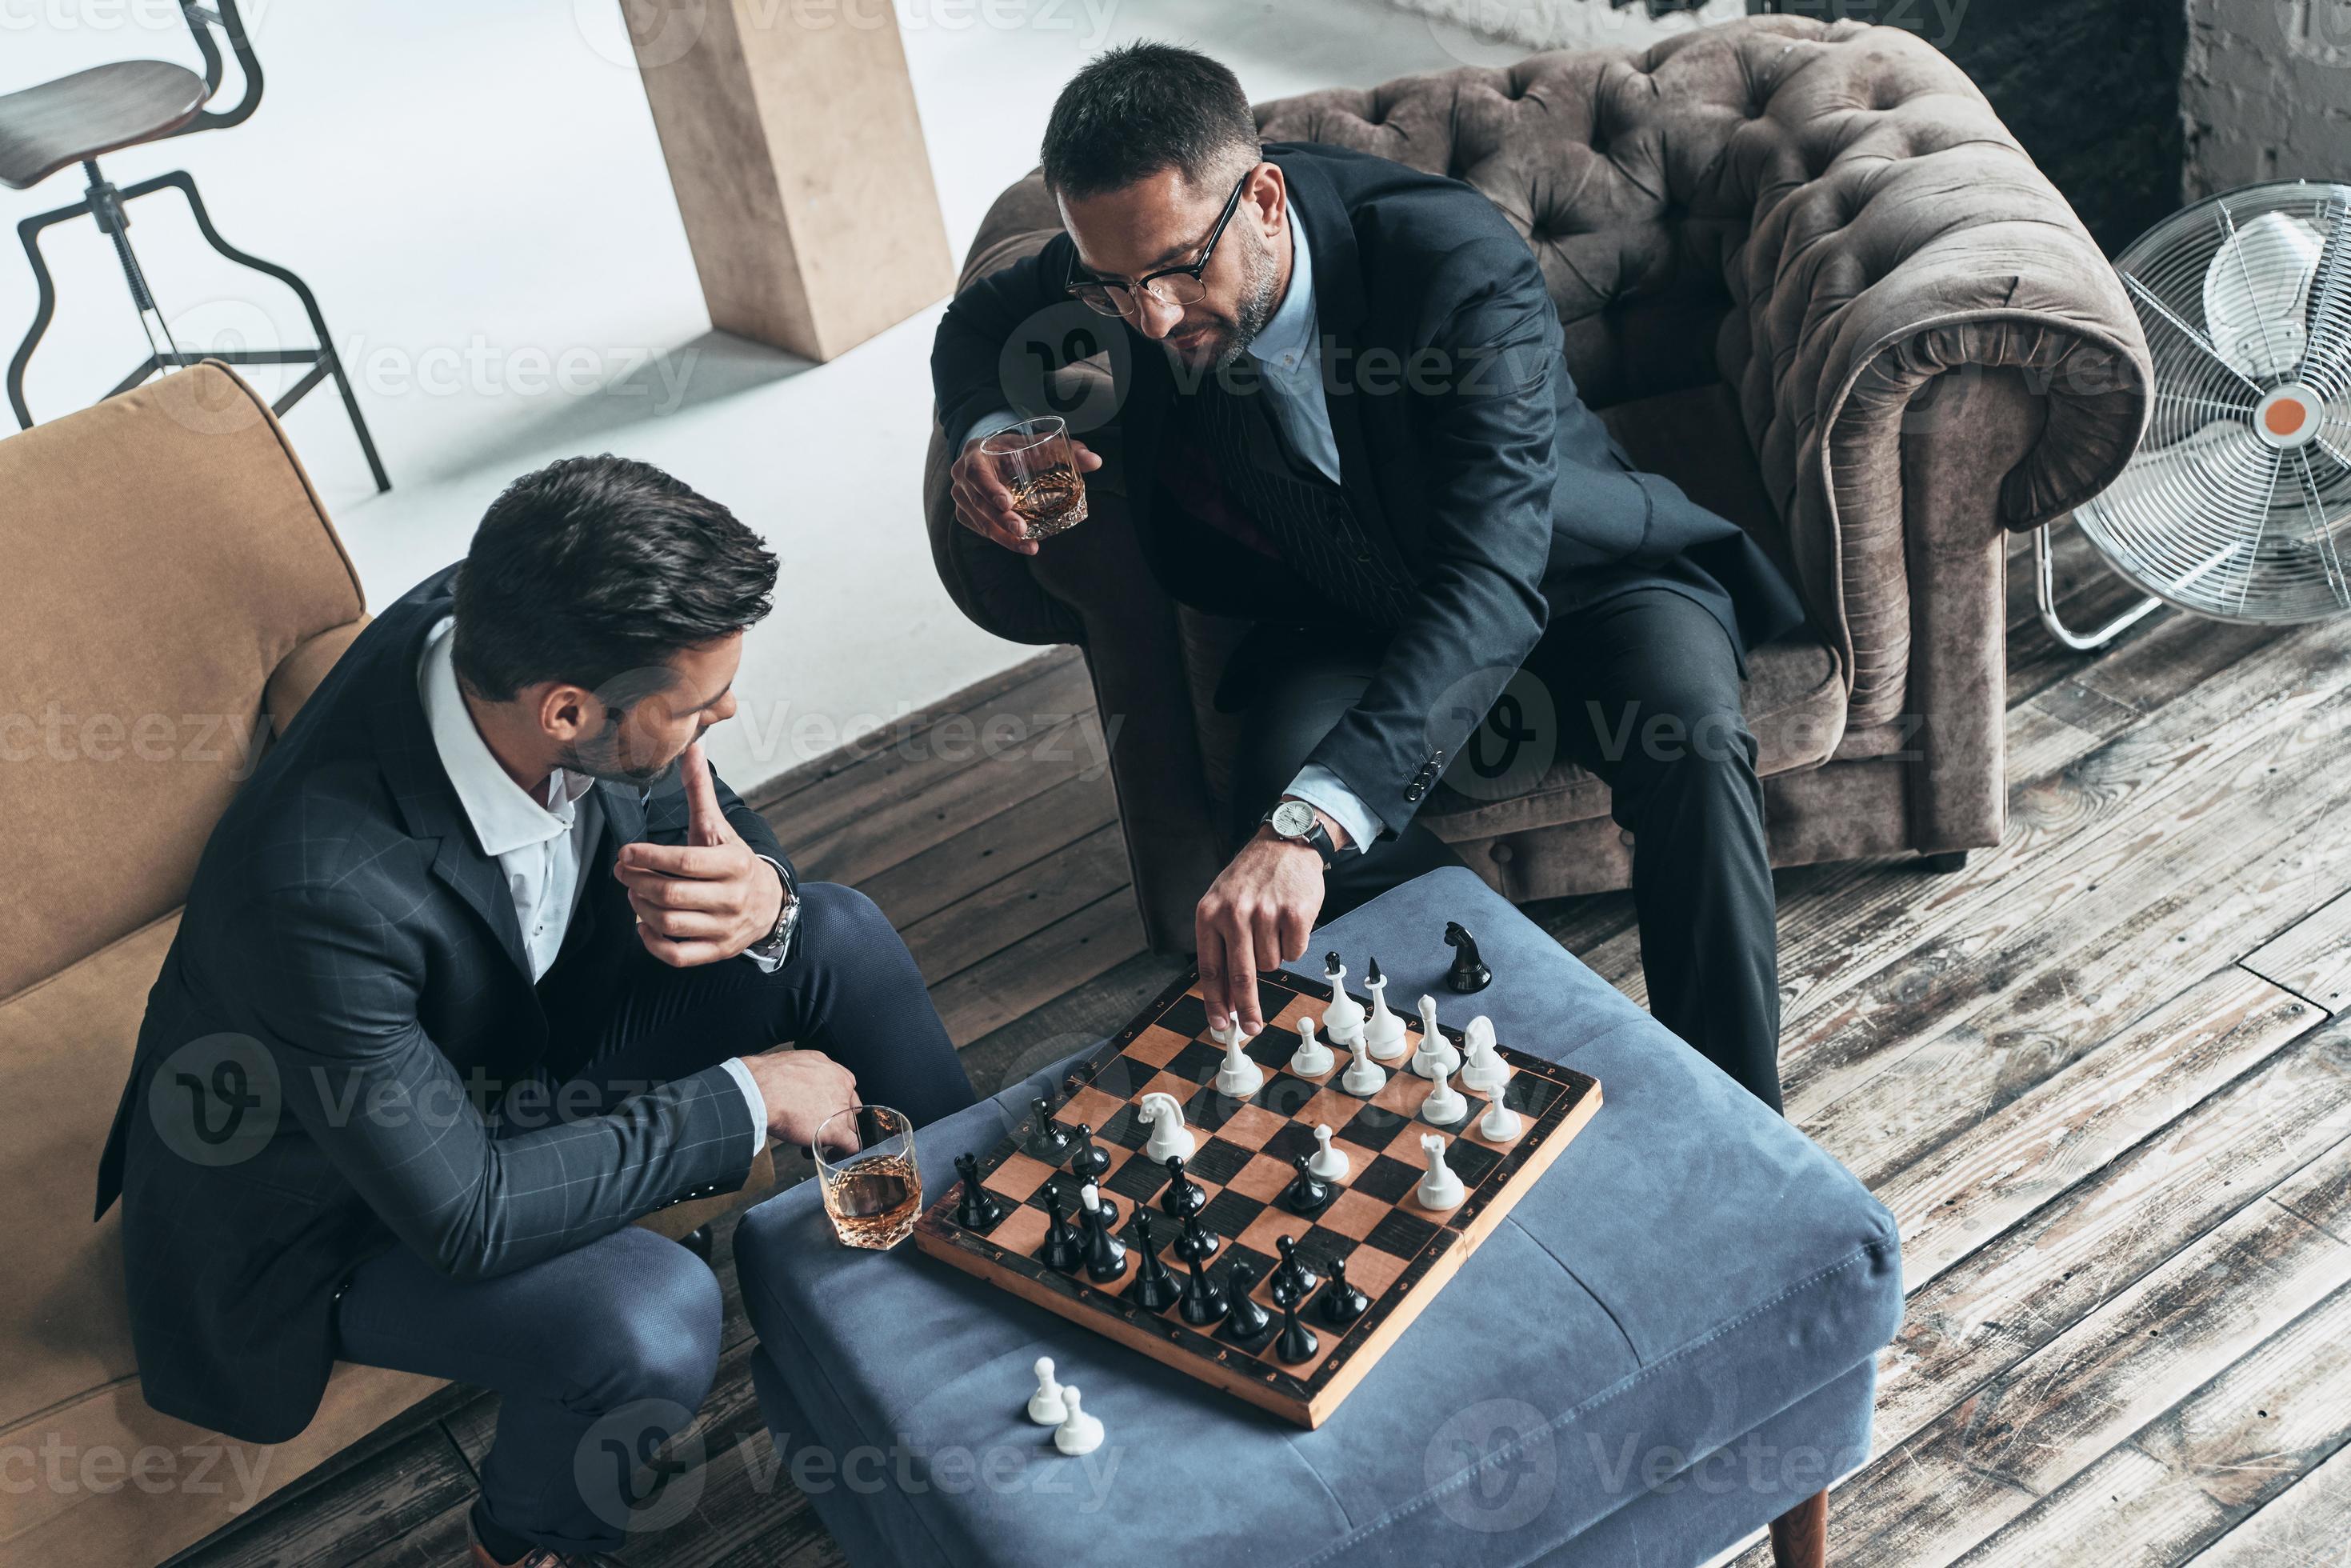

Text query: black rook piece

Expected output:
[1069,1122,1110,1180]
[1444,922,1493,994]
[1179,1250,1228,1326]
[1274,1295,1320,1364]
[1038,1189,1082,1274]
[952,1152,1006,1231]
[1317,1255,1369,1326]
[1126,1214,1181,1311]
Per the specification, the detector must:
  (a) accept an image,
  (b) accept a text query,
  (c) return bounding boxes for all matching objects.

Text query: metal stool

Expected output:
[1,1,388,490]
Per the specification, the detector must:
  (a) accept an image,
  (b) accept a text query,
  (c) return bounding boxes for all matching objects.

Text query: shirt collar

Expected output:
[418,614,596,858]
[1248,199,1317,376]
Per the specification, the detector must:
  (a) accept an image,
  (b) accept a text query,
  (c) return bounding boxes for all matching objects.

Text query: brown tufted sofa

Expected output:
[924,16,2153,950]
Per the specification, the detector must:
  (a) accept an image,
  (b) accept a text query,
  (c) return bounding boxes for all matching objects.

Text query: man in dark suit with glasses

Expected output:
[934,42,1806,1112]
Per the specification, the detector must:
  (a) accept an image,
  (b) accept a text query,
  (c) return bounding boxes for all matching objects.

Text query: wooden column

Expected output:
[624,0,955,362]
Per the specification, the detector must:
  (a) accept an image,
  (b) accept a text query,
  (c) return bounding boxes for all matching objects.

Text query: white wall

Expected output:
[1,0,1490,794]
[2181,0,2351,200]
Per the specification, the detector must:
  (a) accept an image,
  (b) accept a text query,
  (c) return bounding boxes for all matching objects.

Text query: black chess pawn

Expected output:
[1273,1294,1320,1364]
[1068,1122,1110,1181]
[1158,1156,1205,1220]
[1218,1260,1273,1344]
[1173,1210,1220,1262]
[1178,1249,1228,1326]
[1317,1255,1369,1326]
[1125,1213,1181,1311]
[952,1152,1006,1231]
[1078,1191,1128,1282]
[1281,1153,1333,1215]
[1268,1235,1318,1305]
[1029,1099,1073,1160]
[1444,921,1493,994]
[1038,1189,1083,1274]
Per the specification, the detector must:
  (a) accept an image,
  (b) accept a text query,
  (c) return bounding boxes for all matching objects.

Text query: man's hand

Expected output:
[615,740,786,966]
[1196,807,1349,1036]
[736,1048,861,1152]
[949,431,1102,557]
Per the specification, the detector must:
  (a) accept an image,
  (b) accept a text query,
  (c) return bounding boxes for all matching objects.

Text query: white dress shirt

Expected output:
[961,202,1386,852]
[418,614,771,1157]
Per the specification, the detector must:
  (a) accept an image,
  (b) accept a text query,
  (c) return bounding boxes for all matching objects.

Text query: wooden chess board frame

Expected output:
[911,965,1601,1428]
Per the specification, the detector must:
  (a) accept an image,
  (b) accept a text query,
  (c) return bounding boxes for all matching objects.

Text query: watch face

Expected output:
[1272,800,1316,838]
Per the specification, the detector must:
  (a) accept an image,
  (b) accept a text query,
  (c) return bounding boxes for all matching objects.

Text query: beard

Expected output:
[557,722,698,788]
[1169,227,1283,371]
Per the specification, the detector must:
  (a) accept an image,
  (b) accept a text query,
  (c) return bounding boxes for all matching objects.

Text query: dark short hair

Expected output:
[1040,42,1259,202]
[450,454,777,704]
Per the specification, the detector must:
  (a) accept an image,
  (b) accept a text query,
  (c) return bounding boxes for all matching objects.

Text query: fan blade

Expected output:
[2300,203,2351,399]
[2127,271,2266,398]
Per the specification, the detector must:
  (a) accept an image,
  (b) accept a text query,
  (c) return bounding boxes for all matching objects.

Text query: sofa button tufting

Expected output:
[1490,842,1515,864]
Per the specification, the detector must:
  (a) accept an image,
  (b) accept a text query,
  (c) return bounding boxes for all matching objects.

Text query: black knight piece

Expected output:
[953,1152,1006,1231]
[1219,1261,1273,1343]
[1125,1214,1181,1311]
[1444,921,1493,994]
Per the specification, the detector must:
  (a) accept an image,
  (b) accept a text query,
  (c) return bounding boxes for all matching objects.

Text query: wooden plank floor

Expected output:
[174,526,2351,1568]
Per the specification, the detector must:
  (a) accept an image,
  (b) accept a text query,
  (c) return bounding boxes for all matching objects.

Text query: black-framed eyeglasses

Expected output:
[1064,167,1253,318]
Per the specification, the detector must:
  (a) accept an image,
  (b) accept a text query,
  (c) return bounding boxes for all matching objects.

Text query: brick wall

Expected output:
[2182,0,2351,198]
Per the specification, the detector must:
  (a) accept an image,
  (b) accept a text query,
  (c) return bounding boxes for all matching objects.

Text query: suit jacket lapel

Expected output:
[1268,148,1395,548]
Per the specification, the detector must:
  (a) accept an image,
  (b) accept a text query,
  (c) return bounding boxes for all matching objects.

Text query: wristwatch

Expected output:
[1263,798,1341,866]
[747,854,800,962]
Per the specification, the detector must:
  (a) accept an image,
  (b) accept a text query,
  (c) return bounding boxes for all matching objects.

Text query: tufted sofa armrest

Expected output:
[1713,20,2152,725]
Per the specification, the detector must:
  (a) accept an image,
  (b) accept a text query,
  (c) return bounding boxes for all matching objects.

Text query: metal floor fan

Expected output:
[2043,179,2351,649]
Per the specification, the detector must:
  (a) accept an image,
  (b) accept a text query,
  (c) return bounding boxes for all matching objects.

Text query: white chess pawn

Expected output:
[1214,1028,1265,1098]
[1341,1034,1387,1096]
[1139,1091,1195,1162]
[1478,1090,1523,1142]
[1053,1384,1105,1455]
[1289,1017,1335,1078]
[1321,953,1365,1043]
[1207,1013,1247,1050]
[1410,994,1462,1080]
[1421,1058,1467,1126]
[1362,959,1409,1062]
[1026,1357,1068,1426]
[1460,1017,1509,1094]
[1416,1134,1465,1210]
[1307,1122,1350,1181]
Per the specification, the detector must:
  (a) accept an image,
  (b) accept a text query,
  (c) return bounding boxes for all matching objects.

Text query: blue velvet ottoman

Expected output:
[734,867,1900,1566]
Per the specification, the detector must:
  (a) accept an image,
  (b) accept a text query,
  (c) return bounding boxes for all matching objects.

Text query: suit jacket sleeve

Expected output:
[1304,231,1559,832]
[228,881,757,1282]
[930,233,1077,449]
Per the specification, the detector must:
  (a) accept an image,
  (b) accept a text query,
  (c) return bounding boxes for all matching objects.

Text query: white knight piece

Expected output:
[1139,1091,1195,1162]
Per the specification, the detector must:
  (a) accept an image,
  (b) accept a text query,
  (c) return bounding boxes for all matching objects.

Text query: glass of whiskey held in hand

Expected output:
[813,1105,921,1250]
[980,415,1089,538]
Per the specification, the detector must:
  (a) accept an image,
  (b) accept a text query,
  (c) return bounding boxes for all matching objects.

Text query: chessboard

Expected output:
[910,963,1601,1428]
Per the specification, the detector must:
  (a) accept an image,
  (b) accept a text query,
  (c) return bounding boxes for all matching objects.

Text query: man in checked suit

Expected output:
[936,44,1807,1110]
[94,458,975,1568]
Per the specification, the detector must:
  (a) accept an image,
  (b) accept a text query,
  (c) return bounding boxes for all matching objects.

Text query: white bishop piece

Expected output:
[1053,1385,1105,1456]
[1416,1134,1465,1210]
[1214,1026,1265,1098]
[1139,1091,1195,1162]
[1460,1017,1509,1094]
[1289,1017,1335,1078]
[1321,953,1365,1044]
[1362,962,1409,1062]
[1026,1358,1068,1426]
[1410,994,1461,1080]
